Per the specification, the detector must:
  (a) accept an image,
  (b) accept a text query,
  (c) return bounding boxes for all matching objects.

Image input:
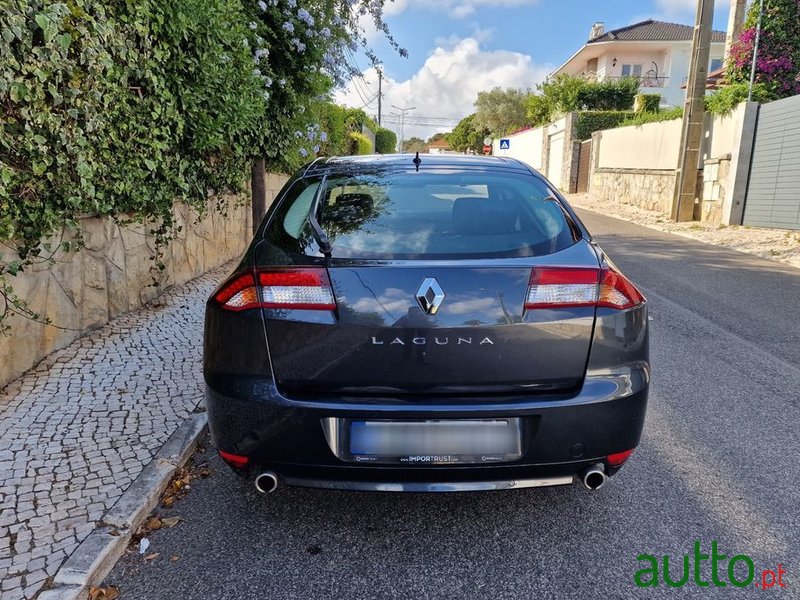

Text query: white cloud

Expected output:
[335,37,551,142]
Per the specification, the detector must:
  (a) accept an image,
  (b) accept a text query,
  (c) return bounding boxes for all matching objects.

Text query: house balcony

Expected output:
[603,75,671,89]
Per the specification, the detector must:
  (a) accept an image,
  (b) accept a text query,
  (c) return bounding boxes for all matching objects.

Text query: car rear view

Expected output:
[204,155,649,493]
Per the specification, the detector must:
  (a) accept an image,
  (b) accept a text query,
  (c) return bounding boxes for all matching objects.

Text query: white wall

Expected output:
[492,126,546,169]
[705,108,741,161]
[596,119,683,170]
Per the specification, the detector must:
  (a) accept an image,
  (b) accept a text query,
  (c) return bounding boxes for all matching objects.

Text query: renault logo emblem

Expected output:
[415,278,445,315]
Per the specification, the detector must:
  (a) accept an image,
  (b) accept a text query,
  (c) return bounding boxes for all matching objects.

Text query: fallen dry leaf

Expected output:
[145,516,162,531]
[170,555,181,562]
[88,585,120,600]
[144,552,160,561]
[160,516,181,528]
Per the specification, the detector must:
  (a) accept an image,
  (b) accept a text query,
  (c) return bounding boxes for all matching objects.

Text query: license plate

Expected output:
[348,419,522,465]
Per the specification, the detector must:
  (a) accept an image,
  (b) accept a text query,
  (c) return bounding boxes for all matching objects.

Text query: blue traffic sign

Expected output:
[499,139,510,150]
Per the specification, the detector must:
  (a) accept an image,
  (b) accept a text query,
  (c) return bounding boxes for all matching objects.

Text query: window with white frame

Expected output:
[621,64,643,77]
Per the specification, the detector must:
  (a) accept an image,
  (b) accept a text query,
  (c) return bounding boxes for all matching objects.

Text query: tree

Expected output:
[448,114,489,154]
[427,132,449,143]
[726,0,800,99]
[402,137,426,153]
[473,87,530,137]
[245,1,403,230]
[375,128,397,154]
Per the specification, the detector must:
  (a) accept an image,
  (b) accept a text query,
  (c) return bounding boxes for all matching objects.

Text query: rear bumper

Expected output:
[205,368,649,490]
[280,473,575,493]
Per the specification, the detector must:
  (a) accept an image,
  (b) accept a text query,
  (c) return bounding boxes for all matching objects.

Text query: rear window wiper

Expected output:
[308,174,332,257]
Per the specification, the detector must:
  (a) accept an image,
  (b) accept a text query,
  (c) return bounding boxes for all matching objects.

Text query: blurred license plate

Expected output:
[349,419,522,465]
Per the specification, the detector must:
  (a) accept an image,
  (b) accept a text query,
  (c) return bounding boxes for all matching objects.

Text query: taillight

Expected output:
[525,266,643,310]
[525,268,600,309]
[219,450,249,469]
[214,272,261,311]
[597,268,644,310]
[607,448,635,467]
[214,268,335,311]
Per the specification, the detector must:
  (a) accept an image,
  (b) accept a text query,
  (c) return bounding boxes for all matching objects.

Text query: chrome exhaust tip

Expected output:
[254,471,279,494]
[581,464,608,491]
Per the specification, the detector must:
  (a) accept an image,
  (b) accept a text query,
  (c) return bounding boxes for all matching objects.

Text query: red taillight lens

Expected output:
[525,268,600,309]
[214,272,260,311]
[219,450,249,469]
[598,268,645,310]
[524,266,644,310]
[214,268,335,311]
[607,448,635,467]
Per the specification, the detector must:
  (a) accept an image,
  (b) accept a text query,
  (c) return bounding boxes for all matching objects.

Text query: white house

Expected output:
[551,20,726,107]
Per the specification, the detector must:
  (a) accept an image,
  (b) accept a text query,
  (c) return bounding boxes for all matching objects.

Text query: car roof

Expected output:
[303,154,533,176]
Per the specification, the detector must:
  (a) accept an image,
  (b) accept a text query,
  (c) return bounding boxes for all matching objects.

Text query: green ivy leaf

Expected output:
[56,33,72,51]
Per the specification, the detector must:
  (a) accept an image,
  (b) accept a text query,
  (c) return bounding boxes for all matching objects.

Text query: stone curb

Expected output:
[38,413,209,600]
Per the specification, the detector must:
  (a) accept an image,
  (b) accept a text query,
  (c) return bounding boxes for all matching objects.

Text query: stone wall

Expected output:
[0,173,290,389]
[0,197,250,388]
[0,173,288,387]
[701,157,732,224]
[589,168,677,213]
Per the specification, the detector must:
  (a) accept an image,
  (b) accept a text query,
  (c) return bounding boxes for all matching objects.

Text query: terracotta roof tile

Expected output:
[588,20,726,44]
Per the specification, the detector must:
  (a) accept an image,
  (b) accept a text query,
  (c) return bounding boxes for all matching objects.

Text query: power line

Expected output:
[355,91,378,110]
[380,115,460,123]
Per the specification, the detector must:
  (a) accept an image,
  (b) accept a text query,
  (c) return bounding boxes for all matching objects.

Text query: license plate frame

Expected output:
[329,418,523,465]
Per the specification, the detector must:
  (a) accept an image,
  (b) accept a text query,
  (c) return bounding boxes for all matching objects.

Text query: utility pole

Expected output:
[391,104,415,153]
[672,0,714,222]
[724,0,748,62]
[377,68,382,127]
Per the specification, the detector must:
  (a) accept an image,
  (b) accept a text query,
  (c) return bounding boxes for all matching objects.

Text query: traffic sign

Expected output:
[483,144,492,155]
[499,139,510,150]
[483,137,493,146]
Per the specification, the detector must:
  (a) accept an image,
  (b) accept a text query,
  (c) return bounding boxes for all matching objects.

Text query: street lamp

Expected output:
[390,105,416,153]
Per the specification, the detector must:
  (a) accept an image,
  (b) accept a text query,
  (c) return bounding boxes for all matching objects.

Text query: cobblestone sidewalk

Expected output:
[0,262,233,599]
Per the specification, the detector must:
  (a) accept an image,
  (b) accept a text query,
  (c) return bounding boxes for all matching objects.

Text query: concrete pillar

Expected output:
[721,101,759,225]
[561,112,581,194]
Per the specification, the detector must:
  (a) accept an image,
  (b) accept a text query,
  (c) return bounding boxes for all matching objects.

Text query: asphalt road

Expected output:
[106,210,800,599]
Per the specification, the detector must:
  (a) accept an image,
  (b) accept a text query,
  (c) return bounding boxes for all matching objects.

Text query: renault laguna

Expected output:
[204,154,649,494]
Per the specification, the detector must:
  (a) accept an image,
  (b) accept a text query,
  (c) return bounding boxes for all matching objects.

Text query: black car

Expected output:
[204,154,649,493]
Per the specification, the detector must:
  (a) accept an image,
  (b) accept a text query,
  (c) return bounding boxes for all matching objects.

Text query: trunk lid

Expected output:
[263,242,600,396]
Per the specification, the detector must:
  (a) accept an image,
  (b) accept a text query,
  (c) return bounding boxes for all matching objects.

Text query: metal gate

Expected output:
[576,139,592,193]
[743,95,800,230]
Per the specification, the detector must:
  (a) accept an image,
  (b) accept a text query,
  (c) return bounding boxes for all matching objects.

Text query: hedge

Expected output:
[575,78,638,111]
[575,111,635,140]
[635,94,661,113]
[620,107,683,127]
[348,132,373,155]
[1,0,268,260]
[0,0,400,332]
[375,127,398,154]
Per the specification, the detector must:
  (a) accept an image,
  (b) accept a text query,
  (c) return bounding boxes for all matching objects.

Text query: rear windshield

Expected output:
[266,170,579,259]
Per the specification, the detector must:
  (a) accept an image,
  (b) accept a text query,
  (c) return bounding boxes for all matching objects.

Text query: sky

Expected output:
[335,0,735,141]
